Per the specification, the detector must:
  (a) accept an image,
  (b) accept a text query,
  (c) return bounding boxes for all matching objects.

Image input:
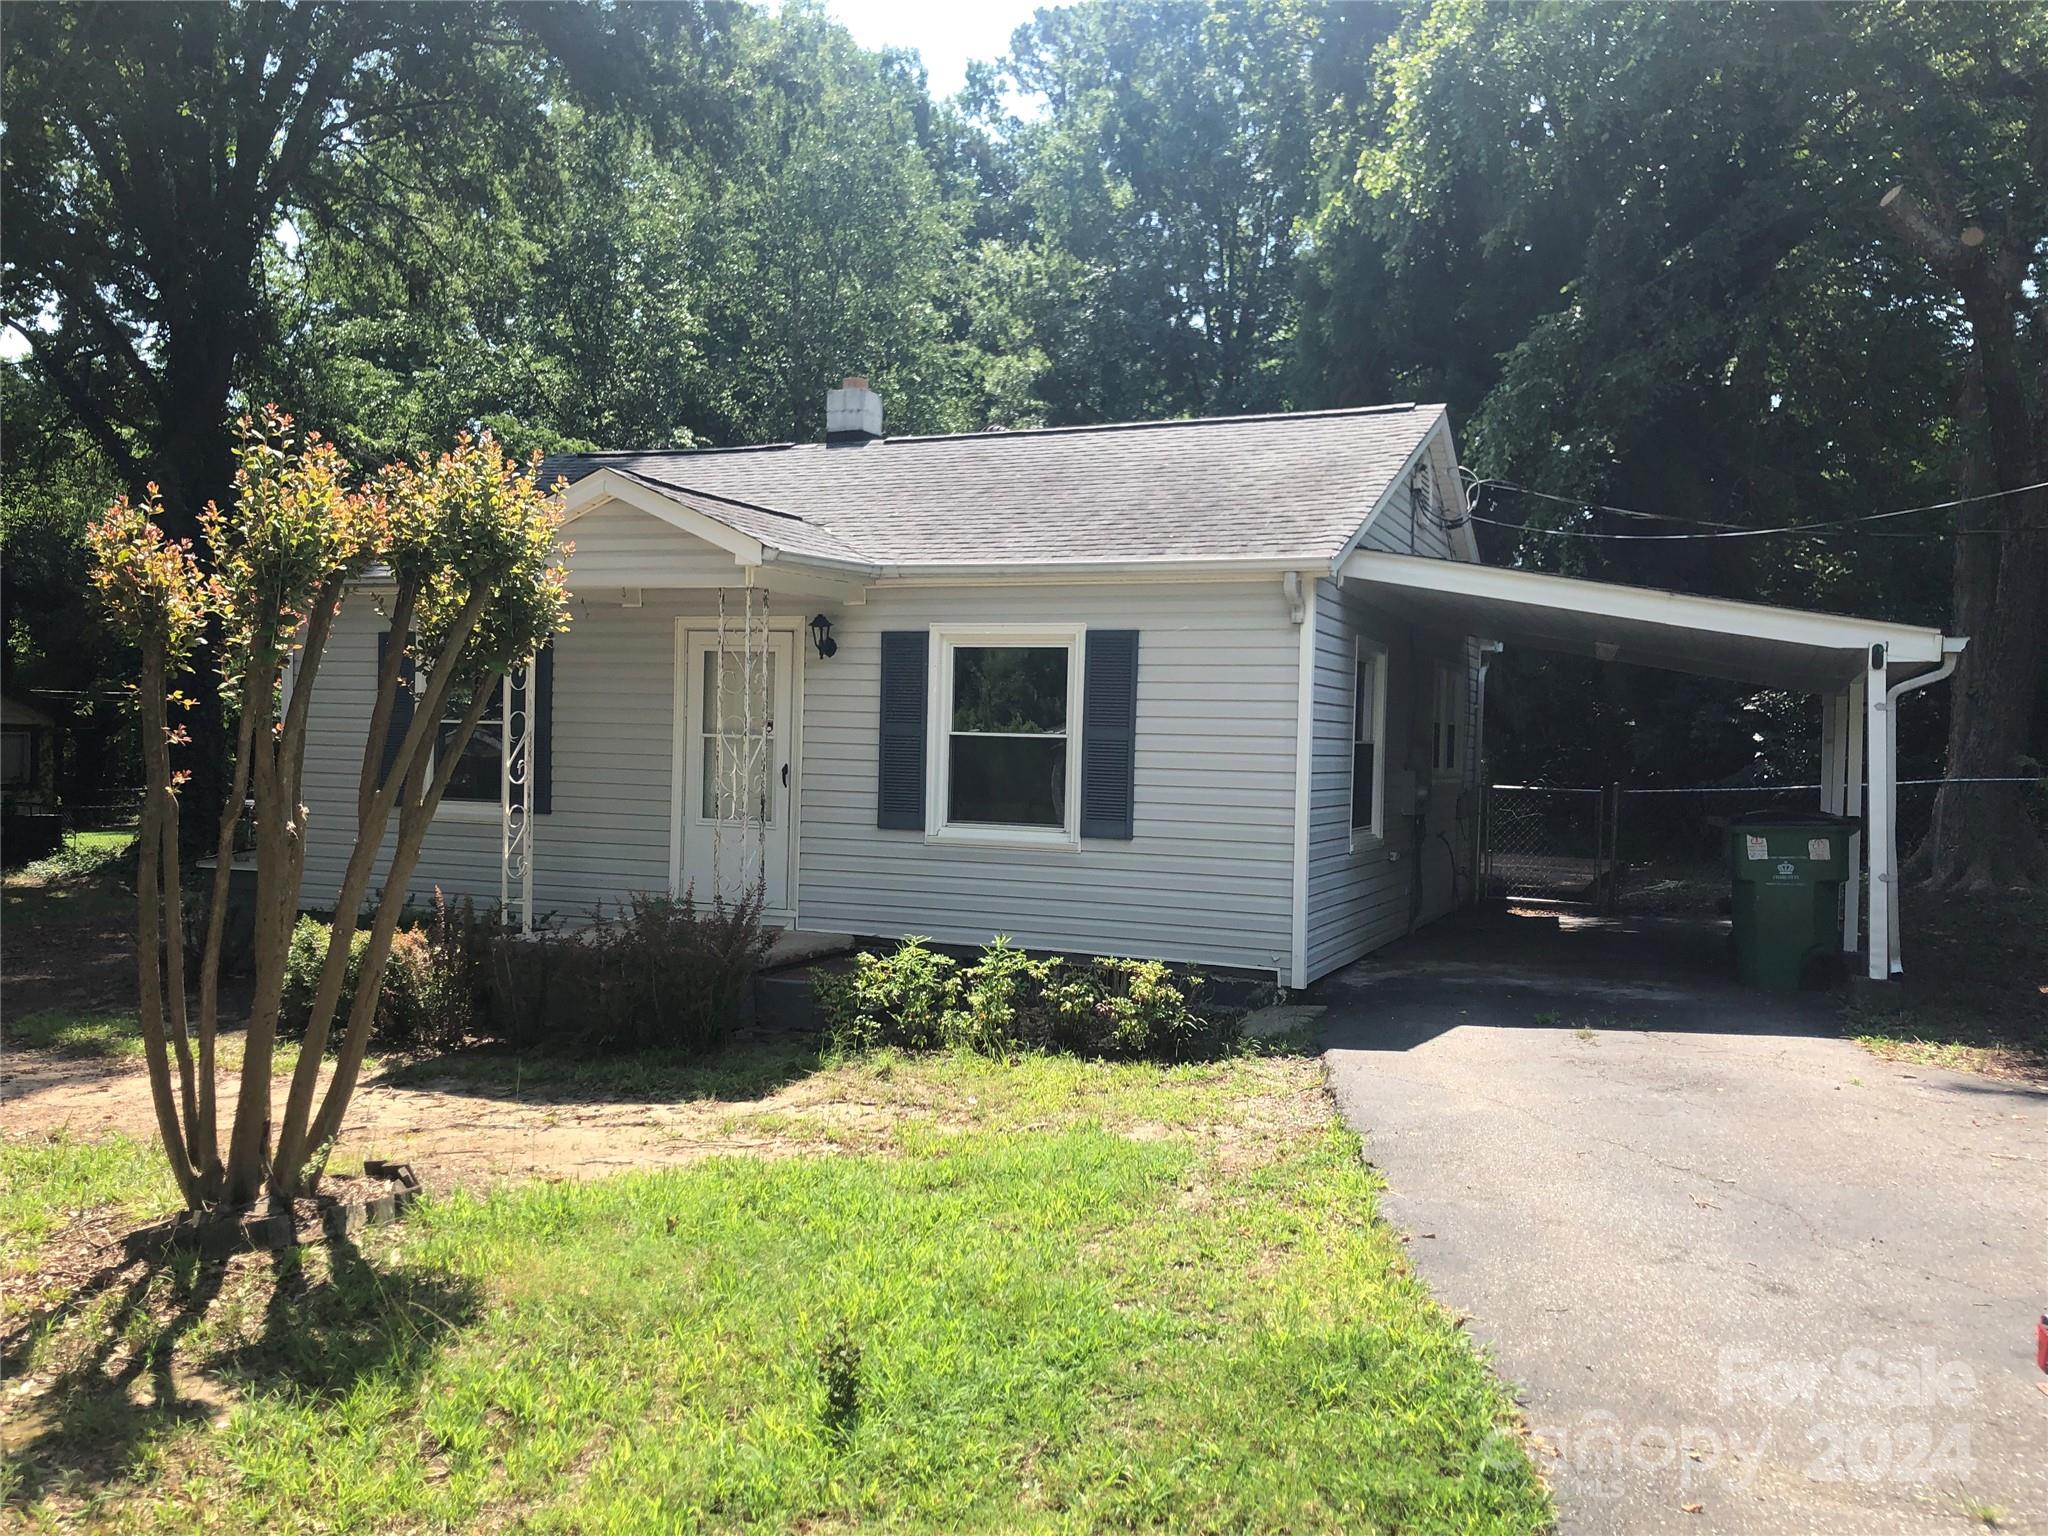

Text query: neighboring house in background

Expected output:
[294,379,1960,986]
[1,692,58,809]
[2,691,63,864]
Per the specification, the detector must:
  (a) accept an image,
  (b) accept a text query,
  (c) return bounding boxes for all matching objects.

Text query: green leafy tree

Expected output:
[1303,1,2041,879]
[86,413,569,1207]
[1001,0,1334,421]
[2,0,712,536]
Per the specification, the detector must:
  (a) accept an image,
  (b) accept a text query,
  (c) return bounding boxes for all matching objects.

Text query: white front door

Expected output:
[677,627,795,918]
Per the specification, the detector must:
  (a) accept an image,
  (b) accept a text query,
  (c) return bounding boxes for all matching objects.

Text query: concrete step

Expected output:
[752,970,832,1034]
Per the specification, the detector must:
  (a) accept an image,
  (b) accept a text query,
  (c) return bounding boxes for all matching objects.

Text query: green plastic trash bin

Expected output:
[1728,811,1859,990]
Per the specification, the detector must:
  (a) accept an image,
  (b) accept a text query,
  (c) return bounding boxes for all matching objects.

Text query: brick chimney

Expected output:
[825,376,883,444]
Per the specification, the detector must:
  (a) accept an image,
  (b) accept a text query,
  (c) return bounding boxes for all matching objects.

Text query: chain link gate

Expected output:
[1481,783,1622,909]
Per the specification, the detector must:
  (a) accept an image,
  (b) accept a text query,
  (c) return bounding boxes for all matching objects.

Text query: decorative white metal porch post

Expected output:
[501,663,534,934]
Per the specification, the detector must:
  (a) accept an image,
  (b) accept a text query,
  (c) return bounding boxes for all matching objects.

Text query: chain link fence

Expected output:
[1480,784,1619,906]
[1484,777,2046,916]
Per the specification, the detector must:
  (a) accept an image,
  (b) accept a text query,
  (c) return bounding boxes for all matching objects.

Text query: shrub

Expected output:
[816,936,1238,1061]
[281,915,369,1038]
[948,936,1058,1052]
[1047,956,1235,1061]
[813,937,961,1052]
[485,887,775,1056]
[279,894,492,1057]
[414,890,507,1051]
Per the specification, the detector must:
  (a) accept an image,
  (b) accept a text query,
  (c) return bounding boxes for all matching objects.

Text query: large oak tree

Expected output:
[1,0,722,541]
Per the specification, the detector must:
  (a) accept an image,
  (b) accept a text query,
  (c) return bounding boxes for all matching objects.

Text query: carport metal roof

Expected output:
[1338,551,1956,691]
[1337,550,1968,987]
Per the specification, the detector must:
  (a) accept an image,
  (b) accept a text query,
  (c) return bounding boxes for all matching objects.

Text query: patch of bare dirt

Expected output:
[1,1050,848,1193]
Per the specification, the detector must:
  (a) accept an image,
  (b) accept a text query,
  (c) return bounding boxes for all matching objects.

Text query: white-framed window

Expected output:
[1350,638,1387,842]
[1431,662,1462,777]
[929,624,1084,846]
[438,674,508,804]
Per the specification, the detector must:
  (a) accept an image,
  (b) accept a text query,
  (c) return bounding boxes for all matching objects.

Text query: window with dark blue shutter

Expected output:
[1080,630,1138,840]
[377,630,416,788]
[381,633,554,811]
[877,631,928,829]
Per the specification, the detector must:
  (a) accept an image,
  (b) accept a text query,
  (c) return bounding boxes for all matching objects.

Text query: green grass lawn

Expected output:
[0,1130,180,1263]
[3,826,139,922]
[3,1049,1549,1533]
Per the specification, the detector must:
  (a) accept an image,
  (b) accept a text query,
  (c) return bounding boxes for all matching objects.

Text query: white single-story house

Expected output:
[297,381,1961,987]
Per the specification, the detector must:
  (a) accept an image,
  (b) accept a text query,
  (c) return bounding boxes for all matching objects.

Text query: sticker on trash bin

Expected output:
[1807,837,1832,861]
[1745,834,1769,860]
[1776,861,1797,879]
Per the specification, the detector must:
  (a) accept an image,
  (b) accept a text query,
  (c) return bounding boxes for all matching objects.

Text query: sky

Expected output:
[824,0,1044,101]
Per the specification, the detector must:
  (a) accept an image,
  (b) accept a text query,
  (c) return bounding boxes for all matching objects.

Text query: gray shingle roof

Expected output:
[609,471,877,567]
[543,403,1444,570]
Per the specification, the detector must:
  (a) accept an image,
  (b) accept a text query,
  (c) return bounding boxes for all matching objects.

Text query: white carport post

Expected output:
[1841,673,1865,954]
[1863,645,1892,981]
[1819,691,1845,816]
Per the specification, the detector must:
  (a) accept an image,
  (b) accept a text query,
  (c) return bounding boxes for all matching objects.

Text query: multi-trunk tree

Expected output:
[87,410,568,1208]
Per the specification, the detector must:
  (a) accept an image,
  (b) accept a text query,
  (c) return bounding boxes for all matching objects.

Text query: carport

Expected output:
[1339,550,1968,981]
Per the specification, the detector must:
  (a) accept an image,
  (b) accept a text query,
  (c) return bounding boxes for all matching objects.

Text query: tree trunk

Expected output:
[134,643,201,1208]
[1915,273,2048,894]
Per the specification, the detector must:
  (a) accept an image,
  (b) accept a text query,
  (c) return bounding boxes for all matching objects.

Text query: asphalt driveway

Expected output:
[1317,912,2046,1535]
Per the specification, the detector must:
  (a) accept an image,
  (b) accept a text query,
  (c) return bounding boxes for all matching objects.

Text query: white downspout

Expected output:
[1472,641,1502,907]
[1880,638,1966,976]
[1287,572,1317,990]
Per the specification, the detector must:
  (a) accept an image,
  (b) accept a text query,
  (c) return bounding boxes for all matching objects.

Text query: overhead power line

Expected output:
[1447,470,2048,541]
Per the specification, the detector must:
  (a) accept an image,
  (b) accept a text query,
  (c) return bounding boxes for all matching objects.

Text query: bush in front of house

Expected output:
[279,892,501,1057]
[816,936,1239,1061]
[486,888,776,1056]
[281,887,773,1059]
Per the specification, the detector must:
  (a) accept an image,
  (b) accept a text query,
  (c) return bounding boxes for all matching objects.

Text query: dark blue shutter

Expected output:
[513,642,554,814]
[377,631,416,787]
[1080,630,1138,840]
[877,631,927,830]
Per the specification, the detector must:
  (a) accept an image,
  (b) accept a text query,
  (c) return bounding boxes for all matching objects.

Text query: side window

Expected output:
[1351,640,1386,838]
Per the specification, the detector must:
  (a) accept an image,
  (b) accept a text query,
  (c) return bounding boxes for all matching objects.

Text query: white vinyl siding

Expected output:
[298,592,715,918]
[297,578,1300,978]
[1304,576,1480,981]
[802,581,1299,976]
[1357,436,1459,560]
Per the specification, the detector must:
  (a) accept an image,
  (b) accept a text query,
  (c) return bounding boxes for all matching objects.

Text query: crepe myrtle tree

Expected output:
[87,408,569,1209]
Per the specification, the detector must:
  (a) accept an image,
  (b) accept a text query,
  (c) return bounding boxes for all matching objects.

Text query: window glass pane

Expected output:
[435,676,504,802]
[440,719,502,802]
[703,650,776,735]
[949,735,1065,826]
[1354,654,1377,745]
[1351,742,1377,830]
[702,738,773,823]
[701,649,777,822]
[952,646,1067,734]
[1,729,30,784]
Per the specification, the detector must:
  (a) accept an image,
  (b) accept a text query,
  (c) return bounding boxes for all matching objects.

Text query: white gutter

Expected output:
[873,554,1346,583]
